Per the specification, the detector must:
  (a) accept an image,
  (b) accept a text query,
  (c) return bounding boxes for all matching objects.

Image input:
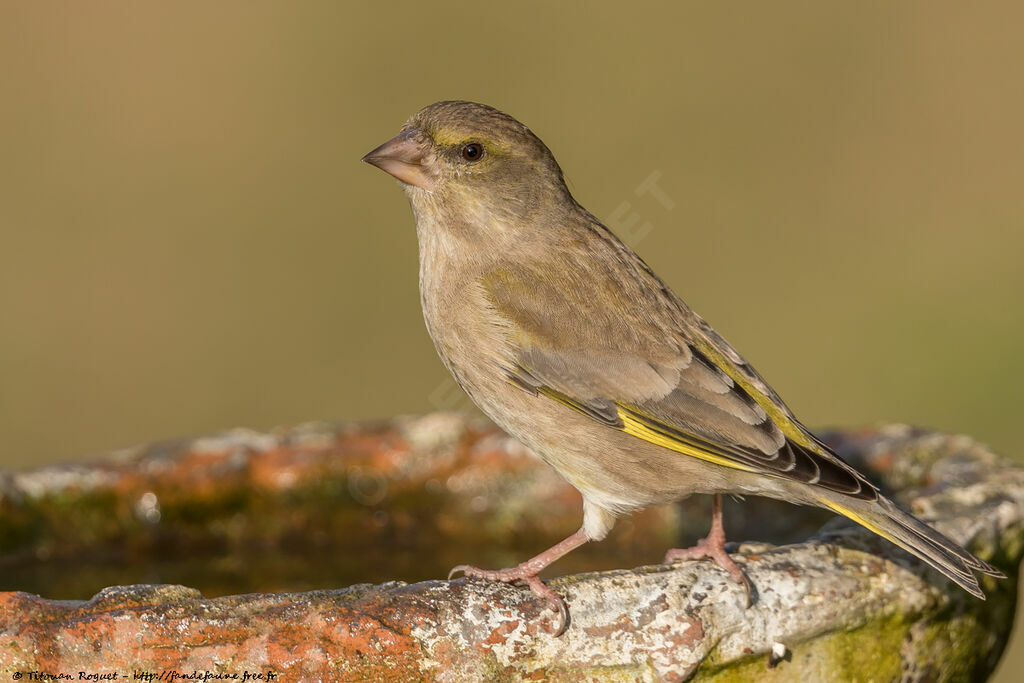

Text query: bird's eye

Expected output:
[461,143,484,162]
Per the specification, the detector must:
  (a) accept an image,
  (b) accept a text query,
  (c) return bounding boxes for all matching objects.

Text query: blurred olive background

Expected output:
[1,1,1022,674]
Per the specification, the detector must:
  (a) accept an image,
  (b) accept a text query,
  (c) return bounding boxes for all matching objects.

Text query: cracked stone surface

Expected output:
[0,416,1020,680]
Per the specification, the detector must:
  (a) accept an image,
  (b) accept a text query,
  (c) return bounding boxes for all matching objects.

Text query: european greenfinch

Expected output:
[363,101,1003,635]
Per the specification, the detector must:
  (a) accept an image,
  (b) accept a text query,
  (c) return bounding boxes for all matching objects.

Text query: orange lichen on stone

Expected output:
[0,584,438,678]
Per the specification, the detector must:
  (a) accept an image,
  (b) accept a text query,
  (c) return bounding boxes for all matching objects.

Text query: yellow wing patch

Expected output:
[514,368,763,476]
[619,410,759,473]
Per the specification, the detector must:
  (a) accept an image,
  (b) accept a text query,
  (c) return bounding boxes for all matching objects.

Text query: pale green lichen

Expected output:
[691,615,910,683]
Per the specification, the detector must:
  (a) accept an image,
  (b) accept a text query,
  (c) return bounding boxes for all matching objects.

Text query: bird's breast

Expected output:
[416,229,516,404]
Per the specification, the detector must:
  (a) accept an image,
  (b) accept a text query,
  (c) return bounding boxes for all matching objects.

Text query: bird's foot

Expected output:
[449,563,569,636]
[664,494,752,606]
[664,538,752,606]
[448,529,588,636]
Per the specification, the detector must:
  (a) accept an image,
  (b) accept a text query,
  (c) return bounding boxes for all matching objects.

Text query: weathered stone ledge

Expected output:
[0,417,1020,680]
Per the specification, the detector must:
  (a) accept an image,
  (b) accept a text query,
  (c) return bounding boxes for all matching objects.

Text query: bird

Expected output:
[361,100,1004,635]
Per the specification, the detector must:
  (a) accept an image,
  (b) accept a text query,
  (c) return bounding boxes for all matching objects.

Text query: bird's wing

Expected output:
[481,255,877,501]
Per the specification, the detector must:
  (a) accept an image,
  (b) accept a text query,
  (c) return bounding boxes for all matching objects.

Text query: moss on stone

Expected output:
[692,615,911,682]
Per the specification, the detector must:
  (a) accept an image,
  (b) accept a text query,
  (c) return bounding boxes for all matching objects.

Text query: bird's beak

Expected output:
[361,128,436,190]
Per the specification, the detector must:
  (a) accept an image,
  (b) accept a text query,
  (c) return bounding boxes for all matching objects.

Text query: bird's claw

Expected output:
[447,563,569,636]
[665,539,753,607]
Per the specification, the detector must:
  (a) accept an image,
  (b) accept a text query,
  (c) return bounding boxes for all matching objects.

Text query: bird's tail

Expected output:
[817,493,1005,598]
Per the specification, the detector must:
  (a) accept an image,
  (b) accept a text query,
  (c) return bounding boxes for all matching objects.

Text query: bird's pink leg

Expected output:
[449,528,589,636]
[664,493,752,605]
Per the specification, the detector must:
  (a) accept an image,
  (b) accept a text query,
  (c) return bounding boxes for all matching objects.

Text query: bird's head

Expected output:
[363,101,573,228]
